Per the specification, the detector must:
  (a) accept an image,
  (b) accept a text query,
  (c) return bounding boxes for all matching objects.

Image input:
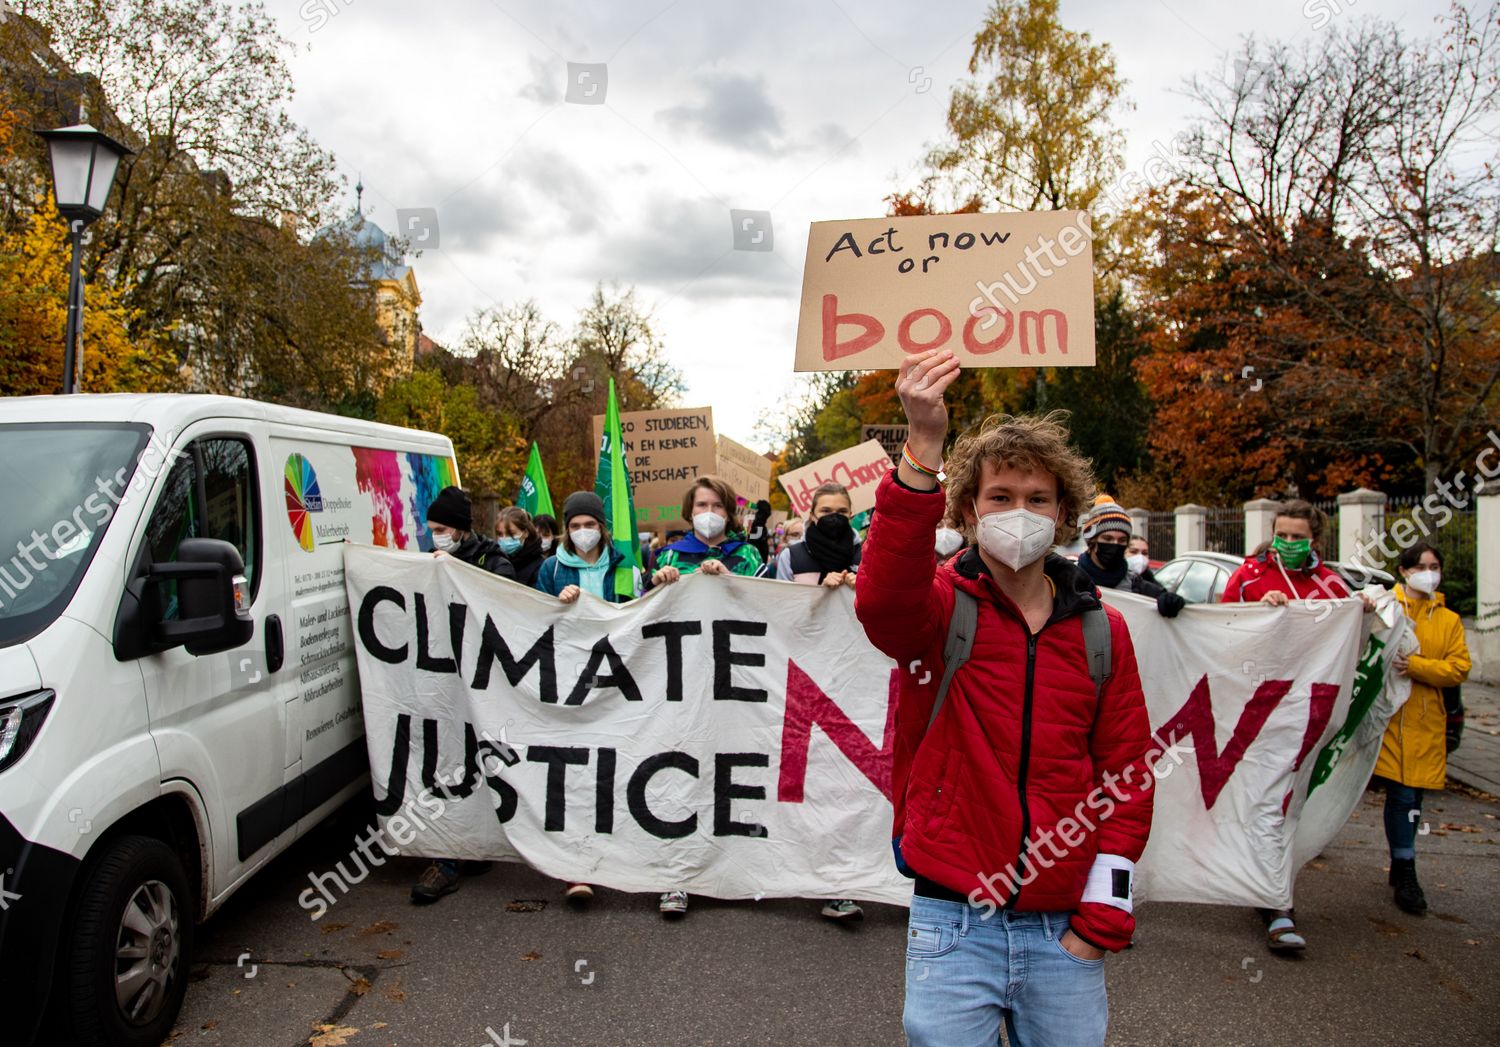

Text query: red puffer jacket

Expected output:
[1221,552,1349,604]
[854,473,1154,952]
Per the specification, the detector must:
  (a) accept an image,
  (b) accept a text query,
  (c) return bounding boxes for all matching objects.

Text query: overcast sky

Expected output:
[264,0,1425,449]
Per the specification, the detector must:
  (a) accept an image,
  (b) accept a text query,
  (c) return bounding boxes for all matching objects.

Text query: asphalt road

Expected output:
[166,786,1499,1047]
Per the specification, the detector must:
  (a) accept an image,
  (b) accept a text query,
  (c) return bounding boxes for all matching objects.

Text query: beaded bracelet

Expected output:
[902,442,945,481]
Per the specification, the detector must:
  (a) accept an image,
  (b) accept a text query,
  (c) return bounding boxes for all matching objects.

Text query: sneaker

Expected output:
[659,891,689,918]
[410,861,460,904]
[821,899,864,921]
[565,883,594,906]
[1263,909,1305,952]
[1390,859,1428,915]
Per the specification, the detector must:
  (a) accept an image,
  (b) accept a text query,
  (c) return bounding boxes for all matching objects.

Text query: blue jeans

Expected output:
[1383,782,1425,860]
[904,897,1107,1047]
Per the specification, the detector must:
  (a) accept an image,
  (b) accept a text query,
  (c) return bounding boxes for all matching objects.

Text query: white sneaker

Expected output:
[659,891,689,918]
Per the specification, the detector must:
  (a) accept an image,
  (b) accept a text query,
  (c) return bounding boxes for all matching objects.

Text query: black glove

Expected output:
[1156,590,1186,618]
[1444,686,1464,753]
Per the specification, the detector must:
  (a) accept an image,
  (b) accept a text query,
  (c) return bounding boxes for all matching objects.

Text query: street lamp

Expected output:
[38,123,132,394]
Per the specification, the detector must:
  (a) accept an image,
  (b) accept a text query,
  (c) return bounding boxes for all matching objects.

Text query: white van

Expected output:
[0,394,457,1046]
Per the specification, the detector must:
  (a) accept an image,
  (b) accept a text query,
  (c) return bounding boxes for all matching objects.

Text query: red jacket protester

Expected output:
[1220,551,1350,604]
[854,473,1154,952]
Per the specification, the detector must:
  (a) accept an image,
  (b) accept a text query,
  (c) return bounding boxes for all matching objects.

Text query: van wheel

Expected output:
[58,835,194,1047]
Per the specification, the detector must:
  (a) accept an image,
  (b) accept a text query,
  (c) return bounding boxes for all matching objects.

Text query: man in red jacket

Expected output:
[855,349,1154,1047]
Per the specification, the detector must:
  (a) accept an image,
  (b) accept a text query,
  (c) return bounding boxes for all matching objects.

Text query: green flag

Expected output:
[516,442,555,519]
[594,378,639,600]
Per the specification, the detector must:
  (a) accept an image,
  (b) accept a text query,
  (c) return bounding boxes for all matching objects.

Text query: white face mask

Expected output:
[540,537,554,552]
[694,511,727,540]
[973,501,1057,571]
[1406,569,1440,594]
[1126,553,1149,575]
[571,527,601,553]
[935,527,965,557]
[431,532,456,552]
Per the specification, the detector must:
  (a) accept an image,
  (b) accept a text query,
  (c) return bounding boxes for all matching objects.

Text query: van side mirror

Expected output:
[148,538,255,655]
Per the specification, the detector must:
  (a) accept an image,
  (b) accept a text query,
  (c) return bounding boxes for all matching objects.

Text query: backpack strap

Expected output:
[929,589,978,731]
[1081,604,1112,701]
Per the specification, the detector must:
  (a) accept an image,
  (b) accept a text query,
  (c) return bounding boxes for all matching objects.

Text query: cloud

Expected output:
[584,194,800,300]
[656,73,784,153]
[518,53,562,105]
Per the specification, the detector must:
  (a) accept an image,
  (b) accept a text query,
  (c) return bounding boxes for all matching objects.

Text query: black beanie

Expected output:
[563,490,606,526]
[426,486,472,531]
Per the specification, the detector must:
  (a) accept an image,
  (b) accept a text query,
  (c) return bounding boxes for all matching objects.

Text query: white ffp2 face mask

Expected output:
[1126,553,1149,575]
[571,527,601,553]
[935,527,965,557]
[694,511,727,540]
[1406,569,1441,594]
[973,502,1057,571]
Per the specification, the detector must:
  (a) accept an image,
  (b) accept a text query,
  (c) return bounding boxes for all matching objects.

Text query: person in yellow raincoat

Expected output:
[1374,542,1471,915]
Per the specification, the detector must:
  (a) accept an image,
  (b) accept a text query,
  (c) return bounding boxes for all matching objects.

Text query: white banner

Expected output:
[346,545,911,904]
[1101,588,1413,909]
[346,546,1412,911]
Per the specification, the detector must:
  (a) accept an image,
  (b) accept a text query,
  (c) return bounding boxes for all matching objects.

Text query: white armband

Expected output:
[1080,854,1135,913]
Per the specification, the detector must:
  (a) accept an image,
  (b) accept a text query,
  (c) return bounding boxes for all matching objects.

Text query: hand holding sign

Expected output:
[896,350,960,490]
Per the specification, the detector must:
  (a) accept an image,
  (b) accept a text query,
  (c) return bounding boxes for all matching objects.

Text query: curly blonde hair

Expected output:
[944,411,1097,544]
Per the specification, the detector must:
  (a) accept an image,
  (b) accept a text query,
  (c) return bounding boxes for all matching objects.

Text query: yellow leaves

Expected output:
[0,194,177,396]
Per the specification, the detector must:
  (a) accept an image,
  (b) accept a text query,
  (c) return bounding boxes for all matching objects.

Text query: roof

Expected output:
[315,210,412,283]
[0,393,452,454]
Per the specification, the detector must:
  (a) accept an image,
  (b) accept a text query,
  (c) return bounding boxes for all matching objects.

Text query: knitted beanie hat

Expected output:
[426,486,472,532]
[1082,495,1132,542]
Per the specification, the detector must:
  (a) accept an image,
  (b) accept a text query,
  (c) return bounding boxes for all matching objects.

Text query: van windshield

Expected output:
[0,422,153,648]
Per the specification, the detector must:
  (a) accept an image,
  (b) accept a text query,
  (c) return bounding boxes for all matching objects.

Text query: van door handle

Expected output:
[265,614,284,674]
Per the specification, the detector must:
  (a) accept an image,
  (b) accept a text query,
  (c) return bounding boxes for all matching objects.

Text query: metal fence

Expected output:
[1145,511,1175,559]
[1204,507,1246,556]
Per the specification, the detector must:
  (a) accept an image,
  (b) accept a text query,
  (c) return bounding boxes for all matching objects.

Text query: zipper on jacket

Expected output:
[1006,631,1039,909]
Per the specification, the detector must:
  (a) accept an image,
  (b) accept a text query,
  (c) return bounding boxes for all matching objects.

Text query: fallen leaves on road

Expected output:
[320,922,349,935]
[384,982,407,1003]
[1439,823,1483,833]
[377,948,404,960]
[350,977,372,996]
[309,1023,360,1046]
[1465,938,1482,946]
[201,1020,219,1030]
[1368,917,1404,936]
[358,920,400,936]
[506,899,548,913]
[521,950,543,961]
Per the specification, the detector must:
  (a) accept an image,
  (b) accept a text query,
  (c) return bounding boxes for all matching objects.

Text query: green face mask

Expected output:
[1272,536,1312,570]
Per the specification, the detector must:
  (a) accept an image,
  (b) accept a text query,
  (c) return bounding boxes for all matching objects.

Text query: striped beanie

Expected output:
[1083,496,1132,542]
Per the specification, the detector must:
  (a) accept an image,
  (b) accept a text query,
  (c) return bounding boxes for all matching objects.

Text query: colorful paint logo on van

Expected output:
[284,453,323,552]
[351,448,457,550]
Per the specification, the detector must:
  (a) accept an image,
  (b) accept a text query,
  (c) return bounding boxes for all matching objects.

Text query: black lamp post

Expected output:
[38,124,132,394]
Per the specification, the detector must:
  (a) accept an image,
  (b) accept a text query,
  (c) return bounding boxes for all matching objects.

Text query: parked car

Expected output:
[1154,551,1396,605]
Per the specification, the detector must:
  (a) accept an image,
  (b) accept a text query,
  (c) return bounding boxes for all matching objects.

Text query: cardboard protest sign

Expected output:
[716,435,773,504]
[778,440,892,517]
[794,211,1096,371]
[592,406,715,528]
[860,424,908,465]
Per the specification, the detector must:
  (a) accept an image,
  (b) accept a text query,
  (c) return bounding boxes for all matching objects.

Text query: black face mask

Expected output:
[1093,542,1126,570]
[814,513,852,539]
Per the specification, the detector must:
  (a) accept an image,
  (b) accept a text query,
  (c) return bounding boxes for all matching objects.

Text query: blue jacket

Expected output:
[535,546,636,603]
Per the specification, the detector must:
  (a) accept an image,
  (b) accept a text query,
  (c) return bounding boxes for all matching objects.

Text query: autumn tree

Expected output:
[376,368,526,501]
[1141,3,1500,497]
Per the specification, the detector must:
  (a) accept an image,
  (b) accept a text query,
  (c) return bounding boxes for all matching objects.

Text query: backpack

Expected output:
[926,589,1112,731]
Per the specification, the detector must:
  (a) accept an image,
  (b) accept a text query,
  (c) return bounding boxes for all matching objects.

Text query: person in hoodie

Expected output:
[410,487,513,904]
[535,491,641,605]
[495,506,546,587]
[648,475,764,585]
[532,491,641,907]
[1373,542,1471,916]
[1074,497,1184,618]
